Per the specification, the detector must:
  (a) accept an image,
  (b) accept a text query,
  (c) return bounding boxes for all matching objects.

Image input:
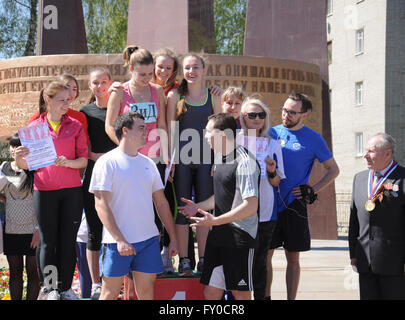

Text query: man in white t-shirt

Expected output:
[89,112,178,300]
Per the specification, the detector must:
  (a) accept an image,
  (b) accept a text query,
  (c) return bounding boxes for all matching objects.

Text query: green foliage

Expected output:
[0,0,247,58]
[0,142,10,163]
[0,0,36,58]
[214,0,247,55]
[82,0,129,54]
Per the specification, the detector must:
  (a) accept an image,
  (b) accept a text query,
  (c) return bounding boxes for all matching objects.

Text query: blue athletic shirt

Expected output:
[269,125,333,212]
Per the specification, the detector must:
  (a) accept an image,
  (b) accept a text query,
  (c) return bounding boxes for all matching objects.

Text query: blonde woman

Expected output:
[221,87,246,128]
[239,97,285,300]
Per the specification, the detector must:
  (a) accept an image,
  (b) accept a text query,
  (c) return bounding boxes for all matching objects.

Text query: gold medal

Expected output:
[365,200,375,212]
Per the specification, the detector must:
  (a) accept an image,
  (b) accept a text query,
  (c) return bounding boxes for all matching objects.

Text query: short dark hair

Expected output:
[207,113,237,139]
[114,112,145,141]
[288,92,312,113]
[8,133,21,147]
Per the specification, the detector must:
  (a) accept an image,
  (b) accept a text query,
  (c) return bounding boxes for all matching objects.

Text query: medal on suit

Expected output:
[366,161,398,212]
[365,200,375,212]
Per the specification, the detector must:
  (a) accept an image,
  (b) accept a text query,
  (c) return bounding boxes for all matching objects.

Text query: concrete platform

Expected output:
[0,237,360,300]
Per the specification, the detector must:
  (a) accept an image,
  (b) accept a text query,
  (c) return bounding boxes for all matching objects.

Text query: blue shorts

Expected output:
[100,236,163,277]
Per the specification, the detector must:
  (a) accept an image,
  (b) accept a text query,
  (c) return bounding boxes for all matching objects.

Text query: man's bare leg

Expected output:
[132,271,156,300]
[231,290,252,300]
[99,276,123,300]
[86,249,101,283]
[285,250,300,300]
[204,285,224,300]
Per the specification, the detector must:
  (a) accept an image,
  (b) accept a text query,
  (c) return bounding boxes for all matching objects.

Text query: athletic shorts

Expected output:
[100,236,163,277]
[269,199,311,252]
[201,242,254,292]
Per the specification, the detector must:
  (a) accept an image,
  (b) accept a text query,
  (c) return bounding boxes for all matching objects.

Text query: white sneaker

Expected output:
[161,248,175,274]
[46,289,60,300]
[37,287,50,300]
[60,288,79,300]
[91,283,102,300]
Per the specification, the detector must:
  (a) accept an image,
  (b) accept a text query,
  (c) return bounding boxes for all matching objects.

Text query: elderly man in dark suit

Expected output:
[349,132,405,300]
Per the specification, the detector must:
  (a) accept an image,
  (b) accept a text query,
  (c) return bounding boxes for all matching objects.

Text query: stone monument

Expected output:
[244,0,337,239]
[0,1,335,240]
[0,55,322,146]
[37,0,88,55]
[127,0,215,54]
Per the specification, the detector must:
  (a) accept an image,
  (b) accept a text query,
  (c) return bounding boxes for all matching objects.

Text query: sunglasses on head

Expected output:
[245,112,266,119]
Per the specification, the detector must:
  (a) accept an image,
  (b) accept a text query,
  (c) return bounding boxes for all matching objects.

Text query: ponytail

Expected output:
[123,45,139,67]
[38,88,47,114]
[122,45,153,68]
[176,79,188,119]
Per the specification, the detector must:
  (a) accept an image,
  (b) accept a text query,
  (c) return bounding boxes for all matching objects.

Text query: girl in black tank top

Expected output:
[167,53,221,276]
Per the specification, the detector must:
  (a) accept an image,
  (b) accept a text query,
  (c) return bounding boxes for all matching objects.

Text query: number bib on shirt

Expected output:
[129,102,158,124]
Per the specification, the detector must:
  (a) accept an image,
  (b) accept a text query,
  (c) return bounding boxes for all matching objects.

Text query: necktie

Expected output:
[373,171,382,185]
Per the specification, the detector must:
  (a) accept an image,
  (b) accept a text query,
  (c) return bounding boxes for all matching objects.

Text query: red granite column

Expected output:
[127,0,215,54]
[244,0,337,239]
[37,0,88,55]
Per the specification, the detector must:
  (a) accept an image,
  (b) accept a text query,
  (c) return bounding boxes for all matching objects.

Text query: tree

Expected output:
[214,0,247,55]
[82,0,128,54]
[0,0,38,58]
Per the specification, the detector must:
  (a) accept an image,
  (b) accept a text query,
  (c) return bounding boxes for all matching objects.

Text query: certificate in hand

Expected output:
[236,135,269,178]
[18,123,57,171]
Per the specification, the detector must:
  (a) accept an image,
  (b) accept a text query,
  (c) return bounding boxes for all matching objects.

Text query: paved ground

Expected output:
[270,238,358,300]
[0,237,360,300]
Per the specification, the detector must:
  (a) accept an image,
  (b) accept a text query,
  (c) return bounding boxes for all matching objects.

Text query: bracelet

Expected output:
[267,171,277,179]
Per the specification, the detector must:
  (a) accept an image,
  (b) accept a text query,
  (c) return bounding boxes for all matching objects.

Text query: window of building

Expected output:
[355,133,363,157]
[328,41,332,64]
[327,0,333,16]
[355,82,363,106]
[329,89,332,106]
[355,28,364,55]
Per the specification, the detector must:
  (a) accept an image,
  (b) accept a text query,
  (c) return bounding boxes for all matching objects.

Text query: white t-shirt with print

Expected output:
[89,147,163,244]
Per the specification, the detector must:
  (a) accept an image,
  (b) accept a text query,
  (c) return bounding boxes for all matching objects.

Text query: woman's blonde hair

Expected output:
[122,45,154,68]
[39,74,79,114]
[239,95,271,138]
[221,86,246,104]
[176,53,207,119]
[38,81,69,114]
[152,47,179,89]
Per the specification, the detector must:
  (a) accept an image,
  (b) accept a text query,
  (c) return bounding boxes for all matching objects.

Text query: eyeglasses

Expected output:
[280,108,304,116]
[245,112,266,120]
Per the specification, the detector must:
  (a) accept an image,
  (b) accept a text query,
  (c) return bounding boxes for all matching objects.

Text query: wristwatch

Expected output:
[267,170,277,179]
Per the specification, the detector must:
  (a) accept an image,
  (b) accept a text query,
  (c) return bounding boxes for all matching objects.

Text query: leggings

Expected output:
[6,255,39,300]
[34,187,83,292]
[82,161,103,251]
[156,162,196,268]
[174,162,213,225]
